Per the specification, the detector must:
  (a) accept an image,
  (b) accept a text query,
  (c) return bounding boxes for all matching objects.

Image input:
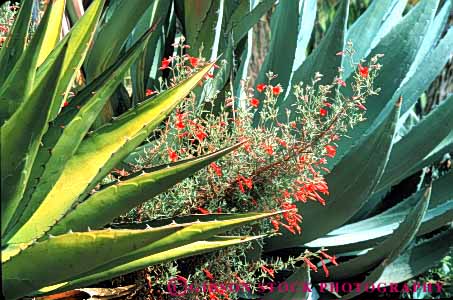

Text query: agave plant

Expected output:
[0,1,280,299]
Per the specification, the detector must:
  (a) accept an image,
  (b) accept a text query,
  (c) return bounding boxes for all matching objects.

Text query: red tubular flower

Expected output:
[271,219,280,231]
[324,145,336,158]
[319,250,339,266]
[319,108,328,117]
[167,148,178,162]
[62,101,69,107]
[197,207,209,214]
[358,64,369,78]
[256,83,266,93]
[196,130,208,142]
[335,78,347,87]
[272,85,283,96]
[356,102,367,110]
[264,144,274,155]
[145,88,157,96]
[321,259,330,277]
[250,97,260,108]
[243,177,253,189]
[210,162,222,176]
[203,268,214,280]
[303,257,318,272]
[189,56,199,67]
[237,179,245,193]
[159,57,172,70]
[261,266,275,278]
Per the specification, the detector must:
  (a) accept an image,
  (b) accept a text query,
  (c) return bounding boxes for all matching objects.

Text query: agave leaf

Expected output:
[0,0,34,82]
[184,0,222,59]
[0,0,62,124]
[263,266,311,300]
[48,142,244,235]
[375,0,407,40]
[378,94,453,190]
[292,0,317,70]
[279,0,349,115]
[400,28,453,115]
[40,235,264,295]
[1,226,181,298]
[253,0,300,115]
[306,171,453,252]
[332,0,439,165]
[265,98,401,251]
[84,0,155,80]
[36,0,66,66]
[332,225,442,299]
[1,43,68,238]
[4,28,156,241]
[60,212,276,290]
[330,228,452,300]
[376,228,453,285]
[35,0,106,121]
[128,0,171,102]
[409,132,453,175]
[312,187,431,282]
[4,211,274,298]
[229,0,277,44]
[343,0,401,78]
[7,63,215,244]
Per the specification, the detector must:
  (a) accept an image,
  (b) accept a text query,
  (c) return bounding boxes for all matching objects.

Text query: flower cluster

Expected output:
[115,38,382,299]
[0,2,20,47]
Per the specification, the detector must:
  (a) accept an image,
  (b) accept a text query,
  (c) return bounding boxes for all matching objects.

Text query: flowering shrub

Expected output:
[113,38,382,299]
[0,2,19,47]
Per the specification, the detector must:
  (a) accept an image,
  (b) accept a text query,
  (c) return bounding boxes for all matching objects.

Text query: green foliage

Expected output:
[1,0,451,299]
[0,1,278,299]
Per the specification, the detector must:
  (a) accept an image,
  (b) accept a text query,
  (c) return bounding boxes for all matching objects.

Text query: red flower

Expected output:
[203,268,214,280]
[250,98,260,108]
[145,88,156,96]
[195,130,208,141]
[358,64,369,78]
[272,85,283,96]
[319,108,328,117]
[264,144,274,155]
[256,83,266,93]
[321,259,329,277]
[336,78,347,87]
[261,265,275,278]
[319,250,339,266]
[167,148,178,162]
[62,101,69,107]
[197,207,209,214]
[189,56,199,67]
[324,145,336,158]
[243,177,253,189]
[159,57,172,70]
[271,219,280,231]
[210,162,222,176]
[303,257,318,272]
[356,102,367,110]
